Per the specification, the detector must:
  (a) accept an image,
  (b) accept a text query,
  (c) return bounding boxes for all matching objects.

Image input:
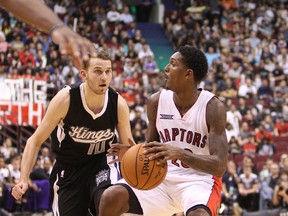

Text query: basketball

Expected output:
[121,144,167,190]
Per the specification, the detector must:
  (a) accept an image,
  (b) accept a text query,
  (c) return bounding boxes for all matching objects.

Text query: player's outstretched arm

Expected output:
[11,88,70,200]
[0,0,96,68]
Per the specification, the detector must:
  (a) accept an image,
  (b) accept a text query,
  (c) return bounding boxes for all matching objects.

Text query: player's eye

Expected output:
[95,70,102,74]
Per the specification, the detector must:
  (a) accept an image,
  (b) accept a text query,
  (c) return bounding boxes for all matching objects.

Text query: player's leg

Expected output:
[99,184,143,216]
[170,178,221,216]
[50,166,90,216]
[186,205,211,216]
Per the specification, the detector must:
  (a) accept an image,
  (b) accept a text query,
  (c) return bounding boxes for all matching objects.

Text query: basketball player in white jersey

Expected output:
[100,45,228,216]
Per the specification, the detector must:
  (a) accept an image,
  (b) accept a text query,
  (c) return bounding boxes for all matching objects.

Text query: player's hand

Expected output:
[107,138,136,164]
[51,25,97,70]
[143,141,181,165]
[11,182,29,200]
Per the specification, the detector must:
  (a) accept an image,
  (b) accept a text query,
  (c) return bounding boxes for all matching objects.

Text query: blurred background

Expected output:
[0,0,288,215]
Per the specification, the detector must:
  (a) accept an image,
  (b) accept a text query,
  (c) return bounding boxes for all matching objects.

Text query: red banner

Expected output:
[0,78,47,126]
[0,101,46,126]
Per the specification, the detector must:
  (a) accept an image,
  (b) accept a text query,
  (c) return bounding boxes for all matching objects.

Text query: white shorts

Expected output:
[117,174,222,216]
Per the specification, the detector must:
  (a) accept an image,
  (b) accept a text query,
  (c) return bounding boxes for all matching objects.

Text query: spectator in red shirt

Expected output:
[255,124,273,143]
[18,48,35,67]
[274,116,288,136]
[242,134,258,156]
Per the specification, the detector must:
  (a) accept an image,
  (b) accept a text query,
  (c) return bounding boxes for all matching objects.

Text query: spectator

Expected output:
[255,124,273,144]
[120,5,134,25]
[257,137,275,156]
[138,43,154,65]
[222,160,240,216]
[238,122,254,145]
[242,134,258,156]
[259,162,280,210]
[227,104,242,138]
[143,55,158,75]
[237,165,260,212]
[257,79,273,99]
[0,138,17,163]
[272,172,288,213]
[205,46,220,68]
[274,116,288,136]
[228,136,242,156]
[238,78,258,98]
[106,3,121,24]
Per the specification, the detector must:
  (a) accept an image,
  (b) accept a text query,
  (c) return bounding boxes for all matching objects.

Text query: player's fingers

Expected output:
[72,55,83,70]
[108,158,120,164]
[156,159,167,166]
[110,143,131,148]
[106,153,117,157]
[107,148,119,154]
[82,38,96,59]
[12,187,23,200]
[143,145,161,155]
[144,142,162,148]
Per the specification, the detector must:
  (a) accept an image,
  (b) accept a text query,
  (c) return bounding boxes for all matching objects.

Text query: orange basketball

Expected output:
[121,144,167,190]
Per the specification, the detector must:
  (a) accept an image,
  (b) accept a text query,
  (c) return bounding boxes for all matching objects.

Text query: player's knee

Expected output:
[100,185,129,212]
[186,207,211,216]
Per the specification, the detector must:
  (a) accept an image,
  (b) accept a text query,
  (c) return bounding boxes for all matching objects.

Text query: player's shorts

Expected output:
[117,173,222,216]
[50,163,113,216]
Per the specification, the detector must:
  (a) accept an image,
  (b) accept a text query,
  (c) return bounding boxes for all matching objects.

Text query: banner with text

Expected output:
[0,78,47,126]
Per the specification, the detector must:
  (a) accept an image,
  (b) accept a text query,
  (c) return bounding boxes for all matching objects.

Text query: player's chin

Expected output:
[97,86,108,94]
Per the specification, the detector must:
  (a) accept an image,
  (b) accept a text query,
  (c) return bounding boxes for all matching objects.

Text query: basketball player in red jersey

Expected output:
[0,0,97,69]
[100,45,228,216]
[11,50,137,216]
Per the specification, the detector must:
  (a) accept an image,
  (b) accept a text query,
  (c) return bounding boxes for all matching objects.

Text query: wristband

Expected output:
[49,23,66,35]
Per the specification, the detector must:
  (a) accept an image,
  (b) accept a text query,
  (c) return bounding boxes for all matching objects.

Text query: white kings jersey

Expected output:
[156,89,215,180]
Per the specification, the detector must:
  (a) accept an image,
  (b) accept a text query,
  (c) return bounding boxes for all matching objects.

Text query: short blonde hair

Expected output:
[83,50,112,70]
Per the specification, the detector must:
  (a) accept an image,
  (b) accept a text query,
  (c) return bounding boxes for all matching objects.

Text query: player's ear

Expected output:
[186,69,193,77]
[80,69,87,80]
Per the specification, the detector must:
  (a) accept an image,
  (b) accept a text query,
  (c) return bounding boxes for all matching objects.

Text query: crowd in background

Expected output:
[0,0,287,215]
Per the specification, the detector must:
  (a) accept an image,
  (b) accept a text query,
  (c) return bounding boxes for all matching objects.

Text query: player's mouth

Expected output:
[99,84,107,87]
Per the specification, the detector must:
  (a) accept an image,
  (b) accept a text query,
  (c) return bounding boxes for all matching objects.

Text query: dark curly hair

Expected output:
[178,45,208,83]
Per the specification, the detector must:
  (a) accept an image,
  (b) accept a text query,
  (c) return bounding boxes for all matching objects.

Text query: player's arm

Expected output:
[0,0,62,34]
[179,97,228,177]
[12,88,70,200]
[0,0,96,68]
[116,94,134,146]
[146,91,161,142]
[107,94,134,163]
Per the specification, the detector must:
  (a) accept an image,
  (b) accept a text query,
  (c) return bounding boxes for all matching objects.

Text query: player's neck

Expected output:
[173,89,200,116]
[83,83,106,114]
